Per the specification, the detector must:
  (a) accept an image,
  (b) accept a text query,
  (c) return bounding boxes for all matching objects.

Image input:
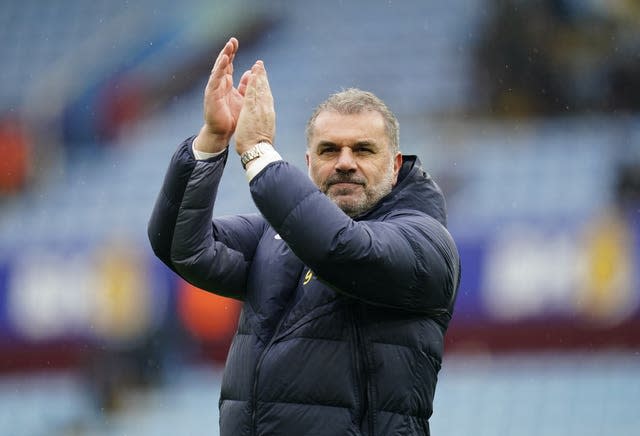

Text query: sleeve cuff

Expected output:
[245,143,283,181]
[192,142,227,160]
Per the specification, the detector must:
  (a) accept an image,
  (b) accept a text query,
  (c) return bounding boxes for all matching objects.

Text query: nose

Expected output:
[334,147,357,172]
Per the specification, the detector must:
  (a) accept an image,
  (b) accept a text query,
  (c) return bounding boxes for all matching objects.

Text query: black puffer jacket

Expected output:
[148,137,460,436]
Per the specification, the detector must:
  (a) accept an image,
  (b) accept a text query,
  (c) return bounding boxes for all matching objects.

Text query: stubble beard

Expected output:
[322,163,396,218]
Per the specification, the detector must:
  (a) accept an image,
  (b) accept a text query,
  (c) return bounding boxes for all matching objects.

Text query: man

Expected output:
[149,37,460,435]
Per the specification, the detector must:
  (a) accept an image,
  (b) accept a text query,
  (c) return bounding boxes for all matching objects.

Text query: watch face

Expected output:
[241,143,272,168]
[241,148,261,168]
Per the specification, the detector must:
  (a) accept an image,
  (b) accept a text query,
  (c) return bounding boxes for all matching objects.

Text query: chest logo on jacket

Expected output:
[303,269,315,285]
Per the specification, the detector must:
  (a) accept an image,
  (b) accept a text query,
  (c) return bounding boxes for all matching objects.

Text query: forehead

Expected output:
[310,110,387,145]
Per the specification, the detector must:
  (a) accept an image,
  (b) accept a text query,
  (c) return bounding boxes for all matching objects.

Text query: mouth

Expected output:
[326,182,365,197]
[327,181,365,192]
[330,182,363,188]
[327,176,366,187]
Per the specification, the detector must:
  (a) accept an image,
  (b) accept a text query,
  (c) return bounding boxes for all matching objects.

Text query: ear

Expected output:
[305,151,310,168]
[392,152,402,183]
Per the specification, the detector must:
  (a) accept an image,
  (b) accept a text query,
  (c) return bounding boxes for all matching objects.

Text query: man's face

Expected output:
[306,110,402,217]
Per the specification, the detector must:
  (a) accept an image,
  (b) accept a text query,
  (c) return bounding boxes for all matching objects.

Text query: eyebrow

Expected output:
[353,140,376,148]
[316,140,378,149]
[315,141,339,153]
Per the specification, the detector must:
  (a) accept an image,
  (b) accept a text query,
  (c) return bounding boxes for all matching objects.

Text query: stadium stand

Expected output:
[1,0,639,435]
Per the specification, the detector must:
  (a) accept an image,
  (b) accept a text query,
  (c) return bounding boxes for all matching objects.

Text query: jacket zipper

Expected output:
[350,302,374,435]
[250,265,305,435]
[250,306,293,436]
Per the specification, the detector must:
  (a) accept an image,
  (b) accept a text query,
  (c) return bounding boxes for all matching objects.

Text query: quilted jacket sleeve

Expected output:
[250,161,460,314]
[147,137,265,300]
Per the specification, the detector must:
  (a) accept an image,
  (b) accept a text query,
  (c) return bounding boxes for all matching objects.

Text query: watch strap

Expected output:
[240,142,272,169]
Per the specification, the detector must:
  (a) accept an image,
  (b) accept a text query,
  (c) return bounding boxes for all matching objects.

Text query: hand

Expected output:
[194,37,252,153]
[235,60,276,155]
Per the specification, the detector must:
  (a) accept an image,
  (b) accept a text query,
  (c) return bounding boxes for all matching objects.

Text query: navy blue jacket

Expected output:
[148,137,460,435]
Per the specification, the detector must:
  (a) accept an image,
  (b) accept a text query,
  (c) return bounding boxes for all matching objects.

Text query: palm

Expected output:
[204,79,243,136]
[199,38,249,143]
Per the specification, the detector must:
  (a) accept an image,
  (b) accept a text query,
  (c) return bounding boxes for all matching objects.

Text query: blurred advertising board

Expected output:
[0,210,638,370]
[0,240,173,371]
[450,210,640,350]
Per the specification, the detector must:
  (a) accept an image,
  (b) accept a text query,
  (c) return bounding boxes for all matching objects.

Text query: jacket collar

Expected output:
[356,155,448,226]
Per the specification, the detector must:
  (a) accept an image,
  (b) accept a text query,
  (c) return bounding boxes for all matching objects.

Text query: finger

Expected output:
[226,40,239,78]
[211,38,236,75]
[254,61,269,85]
[249,61,264,90]
[252,60,263,74]
[226,55,234,79]
[228,37,239,68]
[252,61,273,104]
[243,71,258,103]
[208,38,239,87]
[209,54,230,90]
[237,70,252,96]
[211,43,228,73]
[229,37,239,51]
[242,61,270,101]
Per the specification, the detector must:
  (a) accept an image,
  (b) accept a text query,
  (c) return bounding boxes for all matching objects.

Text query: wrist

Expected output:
[236,138,272,157]
[194,126,230,153]
[241,142,282,181]
[240,142,273,169]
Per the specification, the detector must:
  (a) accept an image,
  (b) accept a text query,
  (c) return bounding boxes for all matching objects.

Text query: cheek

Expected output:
[308,163,326,185]
[366,159,394,184]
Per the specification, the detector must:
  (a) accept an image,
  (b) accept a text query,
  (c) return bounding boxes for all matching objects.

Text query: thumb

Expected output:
[237,70,252,96]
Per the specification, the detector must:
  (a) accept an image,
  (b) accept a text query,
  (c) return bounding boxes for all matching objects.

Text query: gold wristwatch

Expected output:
[240,142,272,169]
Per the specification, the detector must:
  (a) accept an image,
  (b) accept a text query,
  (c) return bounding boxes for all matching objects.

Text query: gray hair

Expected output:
[305,88,400,153]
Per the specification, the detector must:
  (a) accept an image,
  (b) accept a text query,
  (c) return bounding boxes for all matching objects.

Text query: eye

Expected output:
[319,146,339,155]
[354,146,373,154]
